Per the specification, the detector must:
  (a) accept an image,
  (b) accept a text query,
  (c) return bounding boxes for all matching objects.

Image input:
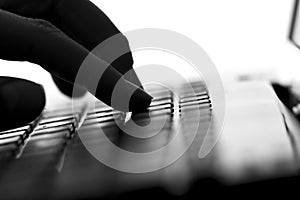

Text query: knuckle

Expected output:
[29,18,57,31]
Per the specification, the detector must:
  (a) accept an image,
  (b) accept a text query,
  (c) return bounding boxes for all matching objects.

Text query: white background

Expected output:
[0,0,299,105]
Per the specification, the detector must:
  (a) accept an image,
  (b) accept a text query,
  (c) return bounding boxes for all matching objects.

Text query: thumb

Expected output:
[0,77,45,131]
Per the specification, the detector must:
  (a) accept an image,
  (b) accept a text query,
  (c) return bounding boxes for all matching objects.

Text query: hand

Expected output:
[0,0,152,131]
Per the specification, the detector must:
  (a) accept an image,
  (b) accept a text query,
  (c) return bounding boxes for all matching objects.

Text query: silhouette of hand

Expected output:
[0,0,152,131]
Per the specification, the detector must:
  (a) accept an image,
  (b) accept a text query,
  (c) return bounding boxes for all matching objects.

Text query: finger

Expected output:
[0,0,143,87]
[0,10,152,112]
[54,0,143,86]
[0,76,45,131]
[51,75,87,98]
[53,0,140,85]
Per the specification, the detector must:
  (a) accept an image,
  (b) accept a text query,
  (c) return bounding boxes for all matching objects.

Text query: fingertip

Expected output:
[129,88,153,113]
